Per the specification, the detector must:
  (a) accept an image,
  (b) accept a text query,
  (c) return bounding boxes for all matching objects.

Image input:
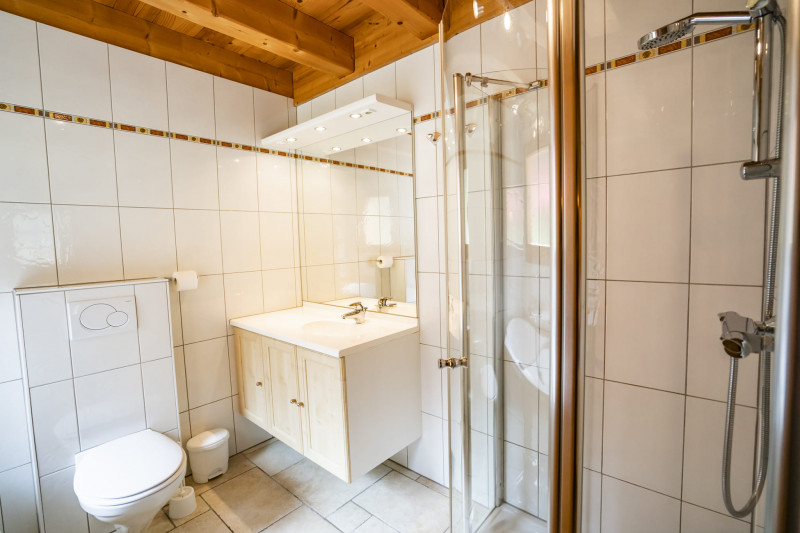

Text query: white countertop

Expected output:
[229,303,419,357]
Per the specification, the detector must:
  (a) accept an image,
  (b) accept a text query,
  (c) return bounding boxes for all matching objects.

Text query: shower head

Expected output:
[637,12,752,50]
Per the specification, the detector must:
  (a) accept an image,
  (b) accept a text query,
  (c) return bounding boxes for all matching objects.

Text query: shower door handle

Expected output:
[438,357,468,369]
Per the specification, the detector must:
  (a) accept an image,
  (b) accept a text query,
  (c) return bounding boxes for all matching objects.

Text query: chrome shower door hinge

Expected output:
[438,357,468,369]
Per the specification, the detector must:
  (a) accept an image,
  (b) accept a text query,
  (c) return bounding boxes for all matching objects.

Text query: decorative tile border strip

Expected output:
[0,102,414,177]
[585,23,754,76]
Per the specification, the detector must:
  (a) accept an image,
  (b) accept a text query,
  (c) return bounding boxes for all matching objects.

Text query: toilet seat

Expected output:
[74,430,186,508]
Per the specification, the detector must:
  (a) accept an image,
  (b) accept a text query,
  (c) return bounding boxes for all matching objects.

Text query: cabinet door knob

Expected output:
[290,399,297,404]
[297,402,305,408]
[256,381,263,387]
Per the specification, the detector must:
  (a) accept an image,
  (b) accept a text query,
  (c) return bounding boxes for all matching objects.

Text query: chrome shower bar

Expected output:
[464,73,543,90]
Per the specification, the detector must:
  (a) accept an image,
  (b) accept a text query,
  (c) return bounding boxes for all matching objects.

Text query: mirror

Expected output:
[264,95,417,317]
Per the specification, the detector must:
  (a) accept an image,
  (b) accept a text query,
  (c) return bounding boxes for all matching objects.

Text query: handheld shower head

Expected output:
[637,12,752,50]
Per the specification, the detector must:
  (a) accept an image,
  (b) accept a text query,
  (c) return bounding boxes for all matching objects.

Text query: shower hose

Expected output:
[721,13,785,520]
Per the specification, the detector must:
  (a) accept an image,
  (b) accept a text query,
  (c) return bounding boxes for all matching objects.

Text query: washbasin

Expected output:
[302,320,360,337]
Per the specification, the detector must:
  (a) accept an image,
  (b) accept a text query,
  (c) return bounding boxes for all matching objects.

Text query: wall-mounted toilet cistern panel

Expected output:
[67,296,138,340]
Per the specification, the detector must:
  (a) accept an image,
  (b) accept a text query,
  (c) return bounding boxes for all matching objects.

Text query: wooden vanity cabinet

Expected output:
[232,326,420,483]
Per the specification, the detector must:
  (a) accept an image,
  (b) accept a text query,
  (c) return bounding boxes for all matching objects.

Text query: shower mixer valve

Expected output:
[718,311,775,358]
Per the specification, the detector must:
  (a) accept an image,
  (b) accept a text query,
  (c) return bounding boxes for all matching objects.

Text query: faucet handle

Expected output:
[378,296,397,309]
[349,301,364,310]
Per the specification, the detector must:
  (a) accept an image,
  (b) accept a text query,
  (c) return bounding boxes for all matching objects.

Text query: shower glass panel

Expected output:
[439,3,552,530]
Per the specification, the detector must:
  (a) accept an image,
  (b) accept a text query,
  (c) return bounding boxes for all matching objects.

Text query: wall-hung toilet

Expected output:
[73,429,187,533]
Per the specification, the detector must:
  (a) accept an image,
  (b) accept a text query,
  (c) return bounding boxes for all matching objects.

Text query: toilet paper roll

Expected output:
[172,271,198,291]
[376,256,394,269]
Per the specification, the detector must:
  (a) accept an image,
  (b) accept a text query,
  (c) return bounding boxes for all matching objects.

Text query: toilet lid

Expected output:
[74,430,184,501]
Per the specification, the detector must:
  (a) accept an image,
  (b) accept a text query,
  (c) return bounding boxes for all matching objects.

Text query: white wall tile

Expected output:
[0,202,57,291]
[263,269,298,312]
[296,102,312,124]
[481,3,537,73]
[686,284,761,406]
[504,361,539,451]
[0,293,21,383]
[692,33,754,166]
[0,12,42,107]
[260,212,296,270]
[331,165,357,215]
[30,379,79,475]
[419,344,443,418]
[601,475,680,533]
[0,380,31,471]
[584,0,605,68]
[173,346,189,413]
[690,163,766,285]
[108,46,168,130]
[417,273,440,347]
[254,89,289,140]
[119,207,177,279]
[189,396,237,456]
[19,291,72,386]
[504,441,539,516]
[682,396,756,515]
[300,160,332,214]
[134,282,173,362]
[184,337,232,410]
[114,131,173,208]
[585,178,606,279]
[681,502,750,533]
[218,148,259,211]
[224,271,264,328]
[0,112,49,203]
[332,215,359,264]
[396,47,435,113]
[582,469,602,533]
[179,274,227,343]
[220,211,261,273]
[443,26,481,82]
[174,209,223,276]
[304,265,336,302]
[67,284,140,377]
[171,140,219,210]
[45,119,118,206]
[407,413,445,485]
[607,169,691,283]
[583,377,603,472]
[585,280,605,379]
[606,52,691,176]
[335,79,364,108]
[311,91,335,118]
[0,464,39,533]
[38,24,112,120]
[356,170,380,216]
[606,281,688,393]
[333,262,359,299]
[214,77,255,146]
[169,282,183,346]
[413,121,438,198]
[53,205,123,285]
[232,395,272,452]
[585,74,606,179]
[603,381,685,497]
[364,64,397,98]
[142,357,178,432]
[257,153,294,213]
[378,173,399,216]
[415,198,439,273]
[166,63,215,139]
[74,364,146,449]
[356,215,381,262]
[303,213,334,266]
[604,0,691,60]
[503,276,540,366]
[40,466,89,533]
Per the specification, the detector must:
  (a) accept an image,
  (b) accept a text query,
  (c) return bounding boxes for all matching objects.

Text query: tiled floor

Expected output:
[145,438,451,533]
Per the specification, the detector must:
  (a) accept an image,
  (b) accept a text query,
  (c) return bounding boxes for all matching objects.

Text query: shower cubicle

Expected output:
[435,0,800,531]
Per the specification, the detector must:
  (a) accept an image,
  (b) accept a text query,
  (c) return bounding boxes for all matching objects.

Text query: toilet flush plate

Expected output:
[67,296,138,340]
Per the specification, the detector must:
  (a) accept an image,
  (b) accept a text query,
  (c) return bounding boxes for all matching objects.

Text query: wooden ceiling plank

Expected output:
[358,0,443,39]
[0,0,293,97]
[135,0,355,76]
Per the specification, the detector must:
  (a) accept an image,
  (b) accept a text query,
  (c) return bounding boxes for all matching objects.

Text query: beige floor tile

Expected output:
[203,468,300,532]
[146,510,174,533]
[354,471,449,533]
[383,460,420,481]
[353,517,399,533]
[274,459,391,517]
[327,502,372,533]
[187,454,256,495]
[245,439,304,476]
[169,496,210,527]
[173,511,229,533]
[263,505,340,532]
[417,477,449,497]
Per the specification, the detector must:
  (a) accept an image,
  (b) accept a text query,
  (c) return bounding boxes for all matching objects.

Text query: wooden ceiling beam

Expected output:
[0,0,293,97]
[135,0,355,77]
[358,0,443,39]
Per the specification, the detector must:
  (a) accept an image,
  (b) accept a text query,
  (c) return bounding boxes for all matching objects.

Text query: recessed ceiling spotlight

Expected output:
[331,146,342,152]
[361,138,371,143]
[286,137,297,142]
[349,113,362,119]
[315,126,326,132]
[396,128,407,133]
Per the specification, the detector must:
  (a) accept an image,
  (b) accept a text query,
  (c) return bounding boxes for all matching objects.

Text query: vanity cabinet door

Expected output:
[297,347,349,480]
[264,338,304,453]
[233,328,270,429]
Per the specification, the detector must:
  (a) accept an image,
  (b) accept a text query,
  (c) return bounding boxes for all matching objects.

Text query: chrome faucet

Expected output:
[342,302,367,324]
[718,311,775,358]
[377,296,397,310]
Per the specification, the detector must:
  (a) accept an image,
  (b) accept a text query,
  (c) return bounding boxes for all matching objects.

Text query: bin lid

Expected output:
[187,428,229,451]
